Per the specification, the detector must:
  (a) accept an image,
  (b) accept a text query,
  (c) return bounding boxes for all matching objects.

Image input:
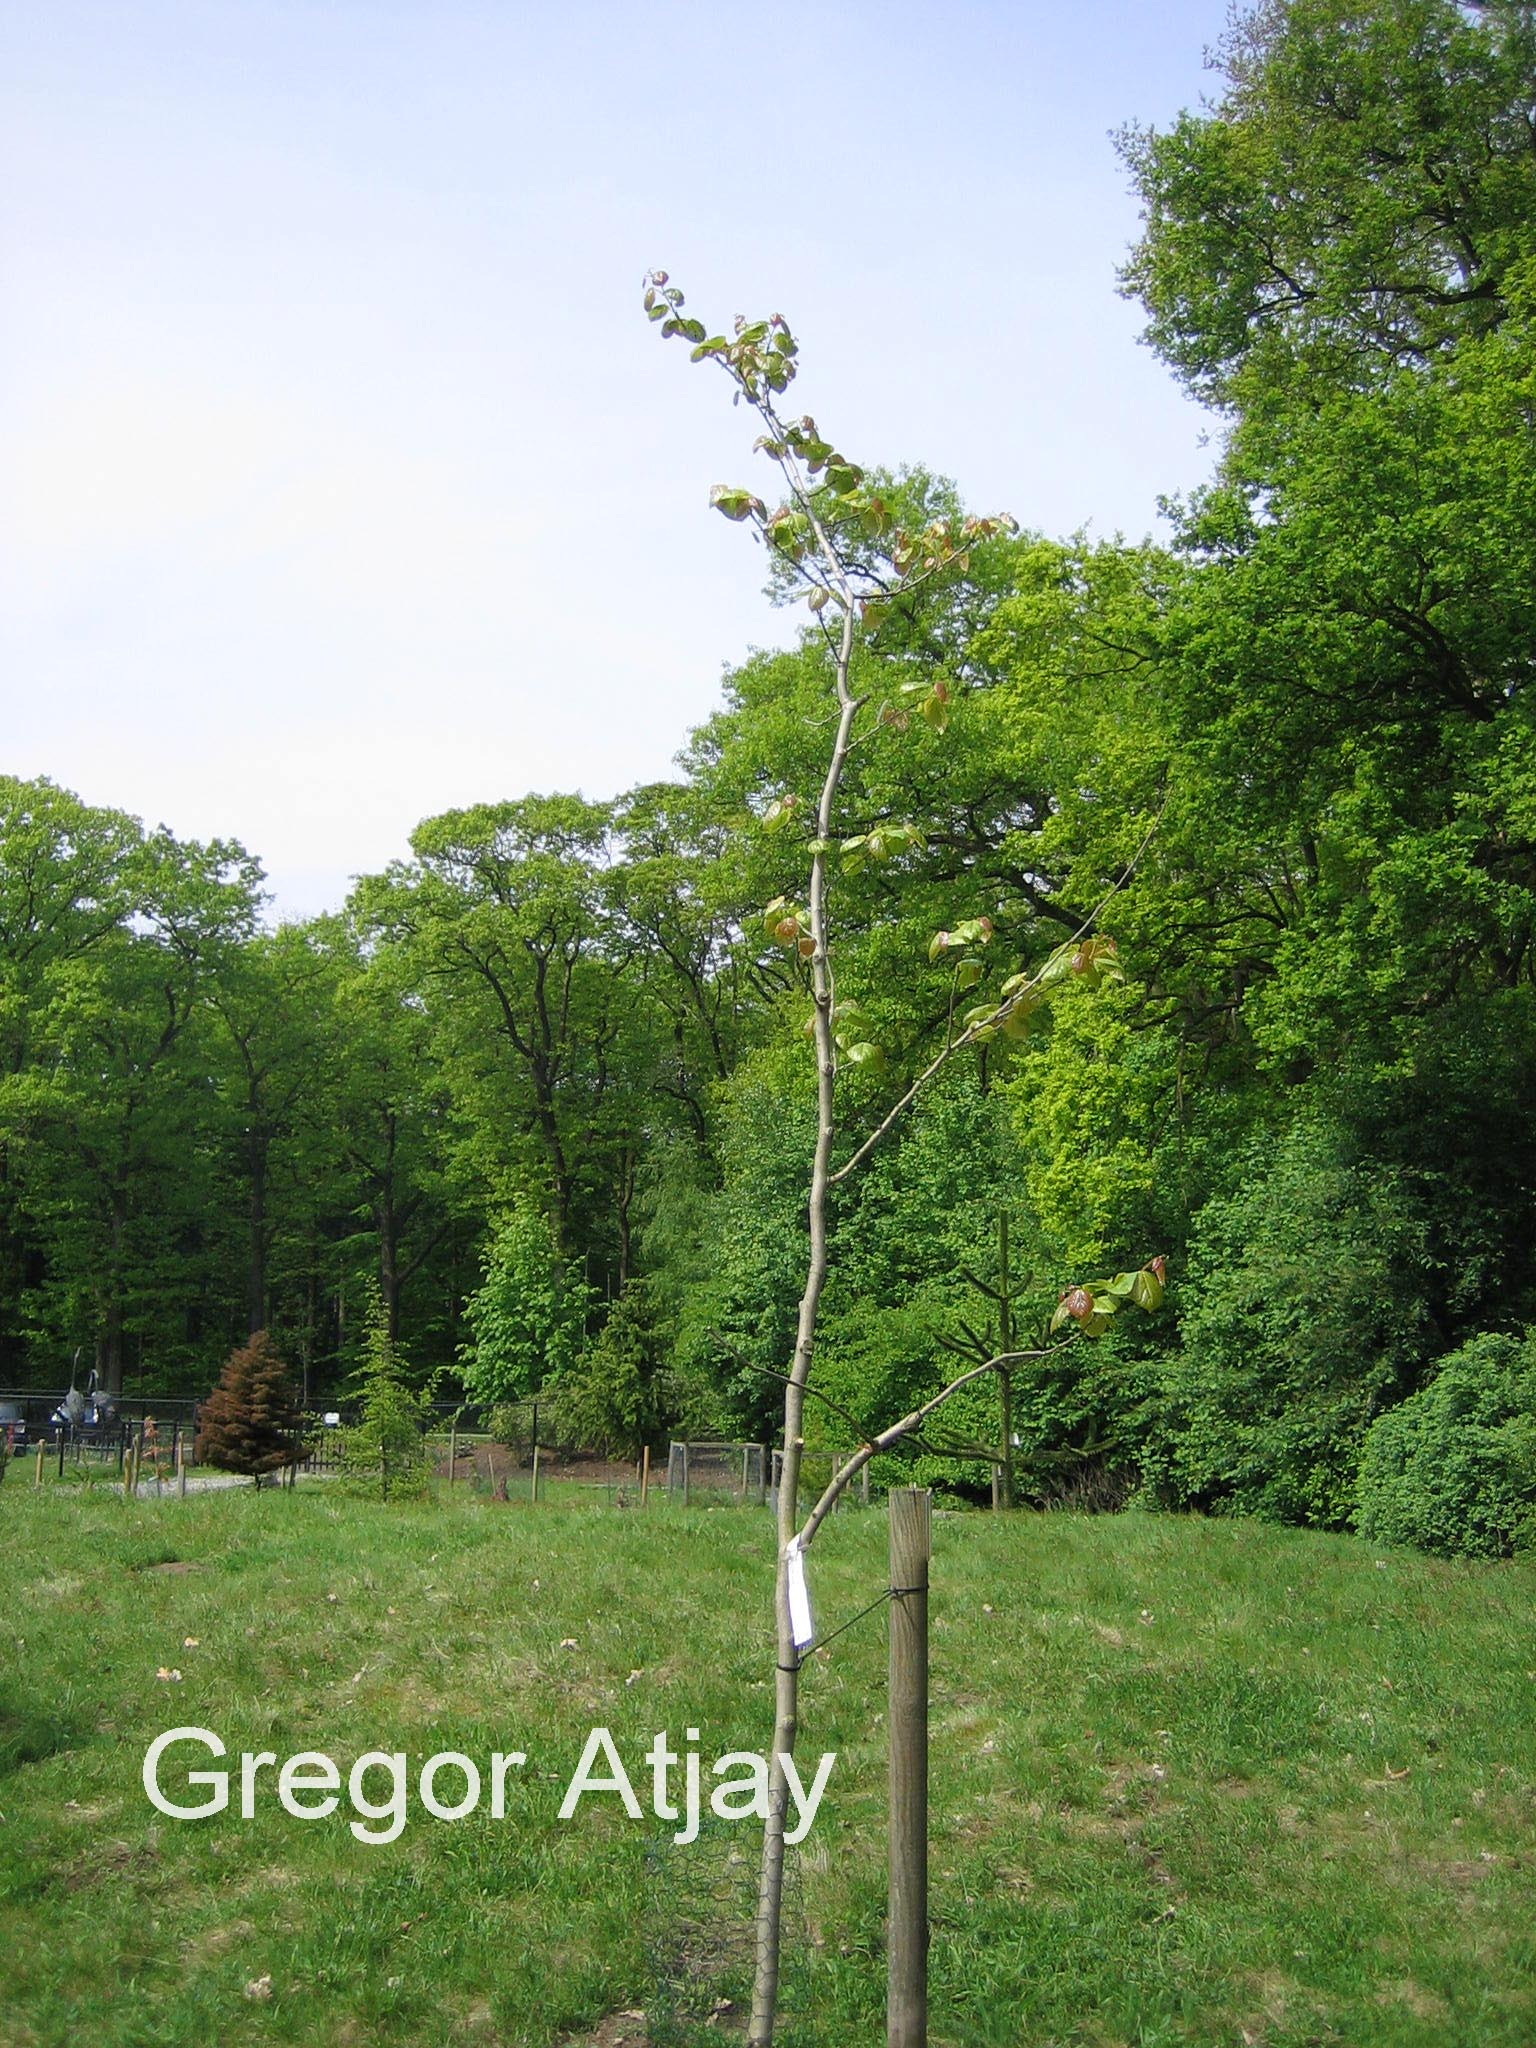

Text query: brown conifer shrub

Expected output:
[194,1330,303,1487]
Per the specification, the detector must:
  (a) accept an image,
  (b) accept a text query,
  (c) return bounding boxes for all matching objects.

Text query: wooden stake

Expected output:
[176,1433,187,1497]
[640,1443,650,1507]
[997,1212,1015,1512]
[681,1441,690,1508]
[36,1441,46,1488]
[888,1487,931,2048]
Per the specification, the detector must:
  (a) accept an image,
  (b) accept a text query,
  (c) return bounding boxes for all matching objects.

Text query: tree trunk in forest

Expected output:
[98,1194,128,1395]
[377,1192,401,1343]
[246,1138,268,1335]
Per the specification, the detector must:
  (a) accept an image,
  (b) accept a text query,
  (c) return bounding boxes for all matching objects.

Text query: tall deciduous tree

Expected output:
[1118,0,1536,428]
[359,797,639,1266]
[1,809,262,1391]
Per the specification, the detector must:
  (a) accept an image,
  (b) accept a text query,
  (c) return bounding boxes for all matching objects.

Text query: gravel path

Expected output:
[120,1470,332,1497]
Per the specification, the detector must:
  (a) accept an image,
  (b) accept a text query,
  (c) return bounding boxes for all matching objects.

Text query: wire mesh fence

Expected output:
[641,1816,810,2043]
[9,1384,884,1525]
[666,1441,767,1505]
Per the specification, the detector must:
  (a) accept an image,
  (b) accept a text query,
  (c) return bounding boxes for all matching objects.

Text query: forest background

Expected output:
[5,0,1536,1545]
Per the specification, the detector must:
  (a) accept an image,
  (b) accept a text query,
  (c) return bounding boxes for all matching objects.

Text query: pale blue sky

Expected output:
[1,0,1229,918]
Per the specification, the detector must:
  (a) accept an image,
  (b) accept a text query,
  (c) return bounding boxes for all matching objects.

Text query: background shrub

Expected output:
[1357,1331,1536,1558]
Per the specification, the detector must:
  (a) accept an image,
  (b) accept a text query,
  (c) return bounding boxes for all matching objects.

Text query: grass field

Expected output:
[3,1480,1535,2047]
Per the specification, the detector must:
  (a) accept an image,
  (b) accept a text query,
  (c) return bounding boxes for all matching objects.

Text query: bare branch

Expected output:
[798,1345,1063,1549]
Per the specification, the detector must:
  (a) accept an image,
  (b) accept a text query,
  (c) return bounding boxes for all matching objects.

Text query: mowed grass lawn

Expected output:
[3,1481,1535,2048]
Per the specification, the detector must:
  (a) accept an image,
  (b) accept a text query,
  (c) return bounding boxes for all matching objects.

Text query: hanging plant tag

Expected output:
[785,1534,815,1648]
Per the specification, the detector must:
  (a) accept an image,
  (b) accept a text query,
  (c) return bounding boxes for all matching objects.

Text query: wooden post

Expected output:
[531,1442,541,1504]
[640,1443,650,1507]
[755,1442,767,1507]
[681,1441,690,1508]
[741,1443,750,1502]
[997,1212,1015,1513]
[36,1441,46,1487]
[177,1432,187,1496]
[862,1459,871,1509]
[888,1487,931,2048]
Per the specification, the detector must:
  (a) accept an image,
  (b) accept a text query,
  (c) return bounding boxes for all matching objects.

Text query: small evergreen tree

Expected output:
[559,1279,667,1458]
[195,1330,303,1487]
[460,1200,589,1406]
[343,1286,430,1501]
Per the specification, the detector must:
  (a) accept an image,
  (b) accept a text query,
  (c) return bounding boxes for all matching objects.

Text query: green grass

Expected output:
[3,1482,1535,2046]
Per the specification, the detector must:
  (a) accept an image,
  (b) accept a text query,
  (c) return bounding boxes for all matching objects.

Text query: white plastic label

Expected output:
[785,1535,815,1648]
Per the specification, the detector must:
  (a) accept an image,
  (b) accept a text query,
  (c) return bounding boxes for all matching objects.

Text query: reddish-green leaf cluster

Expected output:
[1050,1257,1168,1337]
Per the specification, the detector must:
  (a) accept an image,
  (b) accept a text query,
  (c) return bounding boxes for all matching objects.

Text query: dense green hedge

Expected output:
[1356,1333,1536,1558]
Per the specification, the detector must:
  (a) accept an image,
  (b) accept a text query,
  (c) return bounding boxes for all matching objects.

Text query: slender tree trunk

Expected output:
[998,1212,1015,1513]
[98,1193,128,1396]
[749,604,859,2047]
[616,1146,636,1289]
[377,1188,401,1342]
[247,1140,268,1335]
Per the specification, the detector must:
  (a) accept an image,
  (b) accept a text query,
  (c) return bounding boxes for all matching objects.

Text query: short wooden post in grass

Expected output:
[176,1431,187,1496]
[888,1486,931,2048]
[640,1444,650,1507]
[862,1460,871,1509]
[36,1441,46,1487]
[681,1441,691,1508]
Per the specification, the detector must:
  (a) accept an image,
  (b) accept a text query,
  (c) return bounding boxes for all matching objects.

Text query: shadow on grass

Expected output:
[0,1675,90,1780]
